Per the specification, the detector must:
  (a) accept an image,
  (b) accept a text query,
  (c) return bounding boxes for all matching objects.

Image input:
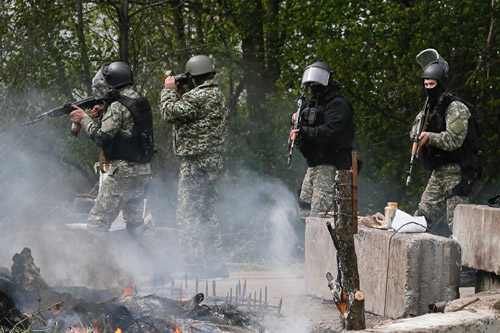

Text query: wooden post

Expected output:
[326,169,365,330]
[352,152,358,234]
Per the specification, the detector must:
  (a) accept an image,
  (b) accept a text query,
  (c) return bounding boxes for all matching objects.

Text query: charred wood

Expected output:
[0,290,27,331]
[11,248,49,293]
[326,168,366,330]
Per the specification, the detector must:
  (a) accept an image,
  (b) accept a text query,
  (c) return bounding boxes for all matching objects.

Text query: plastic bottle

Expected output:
[384,202,398,228]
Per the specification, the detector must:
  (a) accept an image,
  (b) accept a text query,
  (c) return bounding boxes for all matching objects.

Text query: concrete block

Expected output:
[365,290,500,332]
[305,217,461,318]
[476,270,500,293]
[454,204,500,275]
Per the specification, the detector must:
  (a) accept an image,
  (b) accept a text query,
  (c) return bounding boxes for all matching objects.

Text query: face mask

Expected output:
[310,84,328,95]
[425,84,443,104]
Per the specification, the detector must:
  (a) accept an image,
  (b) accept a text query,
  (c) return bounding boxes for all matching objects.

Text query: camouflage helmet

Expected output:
[421,62,450,90]
[92,61,134,90]
[185,55,215,76]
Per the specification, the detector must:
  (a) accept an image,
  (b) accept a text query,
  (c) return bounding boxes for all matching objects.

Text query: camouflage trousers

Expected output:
[299,164,337,219]
[176,154,225,277]
[418,163,468,232]
[88,165,151,236]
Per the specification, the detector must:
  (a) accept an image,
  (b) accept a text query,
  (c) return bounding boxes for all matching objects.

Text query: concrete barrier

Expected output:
[364,290,500,332]
[305,217,461,318]
[454,204,500,275]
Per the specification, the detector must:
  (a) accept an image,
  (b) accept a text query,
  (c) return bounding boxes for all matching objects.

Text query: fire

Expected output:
[122,285,132,296]
[115,329,122,333]
[169,320,181,333]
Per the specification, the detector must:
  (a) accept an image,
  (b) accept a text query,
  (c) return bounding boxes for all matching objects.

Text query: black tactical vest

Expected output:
[104,95,155,164]
[298,91,354,169]
[422,92,469,170]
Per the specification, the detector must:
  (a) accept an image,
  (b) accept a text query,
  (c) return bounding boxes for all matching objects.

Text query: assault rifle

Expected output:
[406,97,430,186]
[23,91,118,136]
[287,94,305,166]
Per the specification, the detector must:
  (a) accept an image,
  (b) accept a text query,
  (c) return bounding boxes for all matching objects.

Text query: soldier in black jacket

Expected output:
[290,61,355,218]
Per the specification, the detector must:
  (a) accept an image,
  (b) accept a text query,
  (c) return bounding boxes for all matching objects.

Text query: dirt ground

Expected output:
[158,269,389,333]
[158,269,477,333]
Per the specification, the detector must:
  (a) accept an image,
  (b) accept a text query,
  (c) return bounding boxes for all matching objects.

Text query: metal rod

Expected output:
[243,280,247,297]
[259,289,262,307]
[278,298,283,314]
[230,288,233,304]
[254,291,256,309]
[212,279,216,297]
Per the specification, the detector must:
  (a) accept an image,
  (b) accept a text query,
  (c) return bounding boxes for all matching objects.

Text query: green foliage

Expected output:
[1,0,500,261]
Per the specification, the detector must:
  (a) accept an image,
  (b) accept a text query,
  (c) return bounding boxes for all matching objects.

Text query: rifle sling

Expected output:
[99,147,110,174]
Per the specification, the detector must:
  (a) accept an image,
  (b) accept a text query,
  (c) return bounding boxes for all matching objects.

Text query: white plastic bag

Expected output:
[391,209,427,233]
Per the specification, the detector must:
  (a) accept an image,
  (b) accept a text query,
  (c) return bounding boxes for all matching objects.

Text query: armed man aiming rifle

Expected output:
[288,61,355,219]
[67,61,155,241]
[160,55,229,279]
[408,48,481,234]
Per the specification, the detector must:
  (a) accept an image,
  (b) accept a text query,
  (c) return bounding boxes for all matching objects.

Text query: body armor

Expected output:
[298,90,354,169]
[104,94,154,163]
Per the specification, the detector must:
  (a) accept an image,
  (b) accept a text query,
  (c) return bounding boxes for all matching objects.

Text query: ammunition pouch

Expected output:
[90,131,113,147]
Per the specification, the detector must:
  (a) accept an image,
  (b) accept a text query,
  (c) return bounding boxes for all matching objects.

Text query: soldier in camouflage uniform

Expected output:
[290,62,355,218]
[411,58,470,232]
[160,55,229,278]
[70,61,153,240]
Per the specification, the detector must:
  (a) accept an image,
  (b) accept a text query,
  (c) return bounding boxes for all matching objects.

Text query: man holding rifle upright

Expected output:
[289,61,355,219]
[410,49,474,235]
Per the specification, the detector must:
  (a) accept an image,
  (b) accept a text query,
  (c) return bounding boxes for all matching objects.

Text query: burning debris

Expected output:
[11,248,49,292]
[0,248,267,332]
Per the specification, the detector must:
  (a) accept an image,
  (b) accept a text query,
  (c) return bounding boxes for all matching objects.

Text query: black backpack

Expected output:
[445,97,482,199]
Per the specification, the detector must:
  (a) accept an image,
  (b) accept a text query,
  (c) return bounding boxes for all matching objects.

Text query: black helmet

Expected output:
[301,61,332,87]
[421,63,450,89]
[92,61,134,90]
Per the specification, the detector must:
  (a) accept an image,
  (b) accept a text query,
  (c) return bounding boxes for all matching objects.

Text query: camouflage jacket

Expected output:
[410,100,470,152]
[160,78,229,156]
[81,87,151,177]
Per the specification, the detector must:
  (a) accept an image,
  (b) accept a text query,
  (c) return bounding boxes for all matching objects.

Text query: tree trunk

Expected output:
[117,0,130,63]
[238,0,266,111]
[75,0,92,95]
[264,0,284,88]
[169,0,189,69]
[326,169,365,330]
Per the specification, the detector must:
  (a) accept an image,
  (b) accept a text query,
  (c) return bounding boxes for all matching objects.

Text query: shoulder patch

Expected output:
[449,113,466,134]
